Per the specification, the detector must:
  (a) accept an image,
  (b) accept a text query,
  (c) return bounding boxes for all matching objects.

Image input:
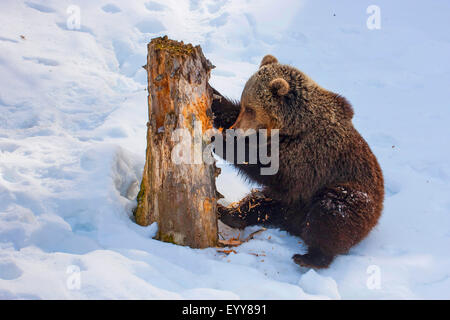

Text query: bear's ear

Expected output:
[260,55,278,68]
[269,78,290,96]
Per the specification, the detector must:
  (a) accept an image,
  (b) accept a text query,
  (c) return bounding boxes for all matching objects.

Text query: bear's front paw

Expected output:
[217,204,248,229]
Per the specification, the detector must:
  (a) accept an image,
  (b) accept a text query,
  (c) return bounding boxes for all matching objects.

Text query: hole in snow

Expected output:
[102,4,121,14]
[24,1,55,13]
[23,56,59,67]
[0,261,23,280]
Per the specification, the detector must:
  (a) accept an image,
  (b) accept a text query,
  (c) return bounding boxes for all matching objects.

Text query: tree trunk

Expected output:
[134,36,219,248]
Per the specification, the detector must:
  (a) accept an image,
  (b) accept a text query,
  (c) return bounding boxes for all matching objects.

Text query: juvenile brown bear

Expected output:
[211,55,384,269]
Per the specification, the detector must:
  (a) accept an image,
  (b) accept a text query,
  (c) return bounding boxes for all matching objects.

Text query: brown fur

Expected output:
[211,55,384,269]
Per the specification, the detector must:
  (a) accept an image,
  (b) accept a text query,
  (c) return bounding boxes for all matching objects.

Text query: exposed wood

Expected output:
[134,36,219,248]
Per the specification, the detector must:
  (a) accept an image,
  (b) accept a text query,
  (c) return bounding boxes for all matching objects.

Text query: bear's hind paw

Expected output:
[292,250,334,269]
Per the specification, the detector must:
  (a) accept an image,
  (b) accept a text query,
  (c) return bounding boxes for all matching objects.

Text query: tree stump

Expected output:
[134,36,219,248]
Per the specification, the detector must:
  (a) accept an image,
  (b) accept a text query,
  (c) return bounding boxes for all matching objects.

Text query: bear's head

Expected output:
[231,55,353,135]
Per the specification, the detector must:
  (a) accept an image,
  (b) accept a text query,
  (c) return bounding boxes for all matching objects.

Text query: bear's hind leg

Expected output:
[293,184,379,269]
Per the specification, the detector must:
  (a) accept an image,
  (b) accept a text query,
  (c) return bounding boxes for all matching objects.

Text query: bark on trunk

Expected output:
[134,36,219,248]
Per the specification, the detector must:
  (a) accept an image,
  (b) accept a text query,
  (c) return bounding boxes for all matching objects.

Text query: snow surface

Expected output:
[1,0,450,299]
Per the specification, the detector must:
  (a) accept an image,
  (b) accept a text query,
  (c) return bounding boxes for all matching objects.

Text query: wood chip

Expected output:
[216,228,266,254]
[243,228,266,242]
[218,238,242,247]
[249,252,266,257]
[217,249,237,255]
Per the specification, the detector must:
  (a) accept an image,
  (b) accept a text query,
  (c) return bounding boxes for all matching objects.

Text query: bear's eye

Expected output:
[245,108,254,115]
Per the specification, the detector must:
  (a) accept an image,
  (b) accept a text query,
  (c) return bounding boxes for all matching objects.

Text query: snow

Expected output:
[298,270,340,300]
[1,0,450,299]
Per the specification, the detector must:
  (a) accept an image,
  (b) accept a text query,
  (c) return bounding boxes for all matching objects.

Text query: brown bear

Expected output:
[211,55,384,269]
